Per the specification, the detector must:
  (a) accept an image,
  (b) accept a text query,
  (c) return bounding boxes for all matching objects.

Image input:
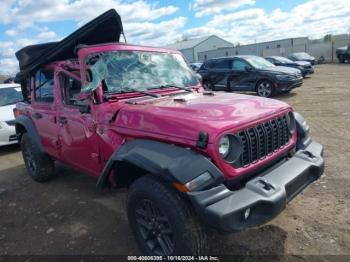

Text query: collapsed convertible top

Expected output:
[15,9,123,77]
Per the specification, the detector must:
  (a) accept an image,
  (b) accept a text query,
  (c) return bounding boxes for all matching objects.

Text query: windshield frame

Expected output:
[79,44,197,93]
[81,49,199,95]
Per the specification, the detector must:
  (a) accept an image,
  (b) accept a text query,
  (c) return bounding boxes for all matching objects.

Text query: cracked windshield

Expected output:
[83,51,199,93]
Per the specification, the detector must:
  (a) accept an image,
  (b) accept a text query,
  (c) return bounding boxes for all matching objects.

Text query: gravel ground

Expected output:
[0,64,349,257]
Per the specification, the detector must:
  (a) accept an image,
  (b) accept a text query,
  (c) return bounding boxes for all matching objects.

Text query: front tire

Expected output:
[203,81,213,91]
[127,176,208,255]
[256,80,274,98]
[281,90,291,94]
[338,55,345,63]
[21,133,55,182]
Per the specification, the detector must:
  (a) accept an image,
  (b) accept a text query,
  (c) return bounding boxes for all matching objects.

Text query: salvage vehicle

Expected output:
[336,44,350,63]
[287,52,316,65]
[14,9,324,255]
[0,84,22,146]
[198,55,303,97]
[265,56,314,77]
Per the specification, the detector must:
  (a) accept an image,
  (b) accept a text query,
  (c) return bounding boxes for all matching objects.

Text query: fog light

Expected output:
[243,208,251,220]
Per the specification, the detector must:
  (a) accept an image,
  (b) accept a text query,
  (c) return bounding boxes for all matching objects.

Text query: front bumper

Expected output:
[0,123,17,146]
[276,78,303,91]
[188,140,324,232]
[302,67,314,76]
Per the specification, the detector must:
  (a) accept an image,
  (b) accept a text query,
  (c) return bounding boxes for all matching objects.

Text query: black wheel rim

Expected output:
[257,81,272,97]
[135,199,175,255]
[203,82,210,90]
[23,144,37,173]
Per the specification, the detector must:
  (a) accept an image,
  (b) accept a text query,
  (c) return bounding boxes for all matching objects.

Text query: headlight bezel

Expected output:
[218,134,243,164]
[286,111,296,134]
[294,112,310,139]
[275,74,291,81]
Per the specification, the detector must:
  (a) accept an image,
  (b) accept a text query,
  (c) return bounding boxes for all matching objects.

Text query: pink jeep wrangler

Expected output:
[14,10,324,255]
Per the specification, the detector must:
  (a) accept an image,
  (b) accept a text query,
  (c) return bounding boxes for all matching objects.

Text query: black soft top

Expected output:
[15,9,123,77]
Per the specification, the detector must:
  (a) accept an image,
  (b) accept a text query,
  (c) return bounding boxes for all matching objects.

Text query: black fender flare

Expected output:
[15,115,45,154]
[294,112,311,149]
[96,139,224,190]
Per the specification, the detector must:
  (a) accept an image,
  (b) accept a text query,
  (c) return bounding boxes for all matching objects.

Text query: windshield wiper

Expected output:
[106,87,161,98]
[157,84,193,93]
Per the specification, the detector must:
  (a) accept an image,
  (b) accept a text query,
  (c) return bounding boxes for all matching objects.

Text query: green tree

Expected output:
[323,34,332,42]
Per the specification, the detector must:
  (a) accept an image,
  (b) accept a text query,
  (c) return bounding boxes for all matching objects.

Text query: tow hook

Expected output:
[302,150,316,159]
[257,179,275,191]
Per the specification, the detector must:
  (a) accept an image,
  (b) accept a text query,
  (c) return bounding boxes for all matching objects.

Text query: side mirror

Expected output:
[245,66,252,72]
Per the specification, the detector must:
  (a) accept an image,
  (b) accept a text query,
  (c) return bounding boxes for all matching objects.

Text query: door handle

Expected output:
[58,116,68,125]
[32,112,42,119]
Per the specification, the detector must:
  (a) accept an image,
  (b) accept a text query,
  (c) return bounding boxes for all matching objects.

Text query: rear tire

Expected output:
[21,133,55,182]
[127,176,208,255]
[256,80,274,98]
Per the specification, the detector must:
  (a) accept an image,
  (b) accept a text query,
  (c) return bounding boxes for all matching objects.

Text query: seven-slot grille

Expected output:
[237,113,292,167]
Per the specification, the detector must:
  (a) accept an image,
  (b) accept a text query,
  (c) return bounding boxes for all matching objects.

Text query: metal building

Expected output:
[198,37,309,61]
[163,35,234,63]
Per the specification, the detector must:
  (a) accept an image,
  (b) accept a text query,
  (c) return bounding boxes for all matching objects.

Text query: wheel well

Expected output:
[113,161,173,189]
[113,161,150,188]
[15,123,27,142]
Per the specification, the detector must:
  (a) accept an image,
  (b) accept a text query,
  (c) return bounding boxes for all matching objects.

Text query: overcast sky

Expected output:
[1,0,350,75]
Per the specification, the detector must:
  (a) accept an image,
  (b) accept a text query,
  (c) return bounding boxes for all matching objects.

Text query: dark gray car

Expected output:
[336,44,350,63]
[198,55,303,98]
[288,52,316,65]
[265,56,314,77]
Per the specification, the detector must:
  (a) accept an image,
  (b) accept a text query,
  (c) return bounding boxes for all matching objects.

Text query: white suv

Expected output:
[0,84,22,146]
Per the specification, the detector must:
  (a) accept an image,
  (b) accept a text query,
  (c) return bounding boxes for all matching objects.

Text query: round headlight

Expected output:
[218,134,243,163]
[218,135,230,158]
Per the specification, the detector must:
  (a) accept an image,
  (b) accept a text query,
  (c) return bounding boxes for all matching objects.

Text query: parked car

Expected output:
[0,84,22,146]
[198,55,303,97]
[265,56,314,77]
[336,44,350,63]
[190,62,202,72]
[14,9,324,256]
[288,52,316,65]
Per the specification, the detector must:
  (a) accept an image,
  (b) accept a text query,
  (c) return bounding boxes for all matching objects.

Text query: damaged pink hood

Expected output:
[114,92,292,143]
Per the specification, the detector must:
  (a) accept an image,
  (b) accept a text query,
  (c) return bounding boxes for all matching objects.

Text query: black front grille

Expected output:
[9,134,17,142]
[237,114,292,167]
[5,120,15,126]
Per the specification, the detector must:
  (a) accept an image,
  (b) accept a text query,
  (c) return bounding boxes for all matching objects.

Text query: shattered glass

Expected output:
[82,51,198,93]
